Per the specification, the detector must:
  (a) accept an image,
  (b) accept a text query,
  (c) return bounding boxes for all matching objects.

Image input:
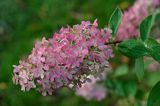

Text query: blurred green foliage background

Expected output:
[1,0,160,106]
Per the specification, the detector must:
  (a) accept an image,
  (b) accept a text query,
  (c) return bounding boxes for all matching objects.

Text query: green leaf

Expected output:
[145,38,160,48]
[114,65,128,77]
[105,79,125,96]
[147,81,160,106]
[134,57,144,81]
[109,7,123,37]
[146,72,160,87]
[118,39,148,58]
[145,38,160,62]
[106,79,137,97]
[140,15,155,41]
[124,80,137,97]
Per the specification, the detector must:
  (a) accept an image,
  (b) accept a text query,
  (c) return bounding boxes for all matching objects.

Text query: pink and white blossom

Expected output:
[117,0,159,41]
[13,20,113,96]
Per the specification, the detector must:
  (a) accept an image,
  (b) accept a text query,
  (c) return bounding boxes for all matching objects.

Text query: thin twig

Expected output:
[105,40,122,45]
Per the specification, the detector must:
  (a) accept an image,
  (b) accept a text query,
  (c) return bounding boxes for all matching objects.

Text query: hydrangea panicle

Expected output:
[117,0,159,41]
[13,20,113,96]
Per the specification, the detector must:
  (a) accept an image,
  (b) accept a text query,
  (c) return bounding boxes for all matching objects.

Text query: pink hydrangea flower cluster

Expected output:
[13,20,113,96]
[76,72,107,101]
[154,0,160,7]
[117,0,160,41]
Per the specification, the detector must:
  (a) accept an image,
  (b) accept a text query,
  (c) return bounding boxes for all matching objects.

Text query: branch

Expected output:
[105,40,122,45]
